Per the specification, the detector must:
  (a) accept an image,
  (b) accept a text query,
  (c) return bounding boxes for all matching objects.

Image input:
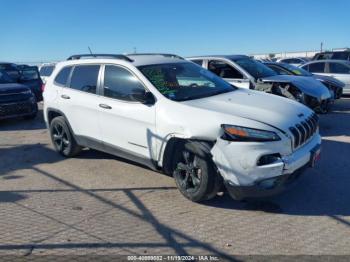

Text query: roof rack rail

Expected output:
[67,54,133,62]
[126,53,184,60]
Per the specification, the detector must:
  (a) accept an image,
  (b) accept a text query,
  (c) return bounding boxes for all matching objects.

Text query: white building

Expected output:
[251,47,349,60]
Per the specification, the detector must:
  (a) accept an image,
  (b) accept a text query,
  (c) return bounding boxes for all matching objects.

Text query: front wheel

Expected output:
[173,141,221,202]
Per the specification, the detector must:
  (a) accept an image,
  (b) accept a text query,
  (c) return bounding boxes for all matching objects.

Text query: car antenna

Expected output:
[88,46,93,55]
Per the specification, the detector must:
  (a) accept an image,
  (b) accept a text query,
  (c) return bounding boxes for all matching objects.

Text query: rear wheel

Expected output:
[50,116,82,157]
[173,141,222,202]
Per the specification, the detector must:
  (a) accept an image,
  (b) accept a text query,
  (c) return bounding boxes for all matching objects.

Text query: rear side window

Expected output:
[103,65,145,101]
[70,65,100,94]
[40,65,55,76]
[332,52,350,60]
[54,66,72,86]
[191,60,203,66]
[329,63,350,74]
[308,62,325,73]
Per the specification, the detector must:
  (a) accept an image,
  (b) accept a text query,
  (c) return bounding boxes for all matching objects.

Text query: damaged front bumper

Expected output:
[211,133,321,200]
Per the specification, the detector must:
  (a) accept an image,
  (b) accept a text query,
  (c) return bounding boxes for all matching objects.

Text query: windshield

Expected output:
[280,63,312,76]
[232,58,277,79]
[0,70,15,84]
[138,62,235,101]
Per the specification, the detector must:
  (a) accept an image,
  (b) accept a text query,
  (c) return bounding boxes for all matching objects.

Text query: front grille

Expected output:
[289,113,318,149]
[0,102,32,117]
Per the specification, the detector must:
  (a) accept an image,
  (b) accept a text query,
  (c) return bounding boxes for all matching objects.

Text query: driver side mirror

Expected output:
[131,90,156,105]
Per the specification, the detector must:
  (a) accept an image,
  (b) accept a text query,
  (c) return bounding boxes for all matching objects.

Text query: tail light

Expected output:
[41,83,46,92]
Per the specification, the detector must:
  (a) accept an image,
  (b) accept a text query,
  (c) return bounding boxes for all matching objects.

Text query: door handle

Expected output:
[61,94,70,99]
[99,104,112,109]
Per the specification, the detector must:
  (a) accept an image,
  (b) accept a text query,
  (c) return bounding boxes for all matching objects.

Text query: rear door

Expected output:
[98,64,156,160]
[303,62,327,76]
[207,60,250,88]
[58,64,103,142]
[328,62,350,92]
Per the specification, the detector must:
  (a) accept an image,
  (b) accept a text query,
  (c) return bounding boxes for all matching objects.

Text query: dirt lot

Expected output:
[0,99,350,259]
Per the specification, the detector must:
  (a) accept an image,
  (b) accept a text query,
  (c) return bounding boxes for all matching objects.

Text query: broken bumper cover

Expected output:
[211,133,321,200]
[224,164,308,200]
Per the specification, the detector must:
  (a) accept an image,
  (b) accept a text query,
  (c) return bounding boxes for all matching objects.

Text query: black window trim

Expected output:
[65,64,102,96]
[99,63,151,104]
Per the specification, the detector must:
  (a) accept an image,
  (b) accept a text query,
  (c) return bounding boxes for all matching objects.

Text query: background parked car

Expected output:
[39,63,56,83]
[276,57,309,66]
[18,66,43,101]
[0,70,38,120]
[313,50,350,61]
[264,62,344,99]
[300,60,350,94]
[188,55,331,112]
[0,62,20,81]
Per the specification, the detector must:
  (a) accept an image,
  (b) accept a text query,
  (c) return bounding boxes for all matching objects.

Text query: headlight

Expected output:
[221,124,281,142]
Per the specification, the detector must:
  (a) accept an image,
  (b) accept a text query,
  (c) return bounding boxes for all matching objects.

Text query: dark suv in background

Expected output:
[0,70,38,120]
[0,63,43,101]
[313,50,350,61]
[0,62,20,81]
[18,66,43,101]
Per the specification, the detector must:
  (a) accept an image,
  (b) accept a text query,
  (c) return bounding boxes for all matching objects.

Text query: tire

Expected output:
[50,116,82,157]
[172,141,221,202]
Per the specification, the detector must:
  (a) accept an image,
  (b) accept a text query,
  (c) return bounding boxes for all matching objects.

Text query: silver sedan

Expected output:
[300,60,350,94]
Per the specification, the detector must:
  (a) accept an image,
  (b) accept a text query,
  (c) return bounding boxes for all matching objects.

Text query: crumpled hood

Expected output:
[261,75,331,100]
[313,74,346,88]
[182,89,312,131]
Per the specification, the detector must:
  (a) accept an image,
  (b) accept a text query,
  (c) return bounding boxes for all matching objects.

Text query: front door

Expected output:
[98,64,156,160]
[207,60,250,88]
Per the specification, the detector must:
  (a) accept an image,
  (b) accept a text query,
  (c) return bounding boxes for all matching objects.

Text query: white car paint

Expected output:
[44,55,321,191]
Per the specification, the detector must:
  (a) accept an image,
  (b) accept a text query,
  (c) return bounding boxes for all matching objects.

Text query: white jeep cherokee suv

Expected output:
[43,53,321,202]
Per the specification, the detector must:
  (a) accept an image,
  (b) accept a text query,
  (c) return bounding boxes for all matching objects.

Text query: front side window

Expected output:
[329,62,350,74]
[70,65,100,94]
[54,66,72,86]
[232,58,277,79]
[103,65,145,101]
[139,62,235,101]
[308,62,325,73]
[208,60,244,79]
